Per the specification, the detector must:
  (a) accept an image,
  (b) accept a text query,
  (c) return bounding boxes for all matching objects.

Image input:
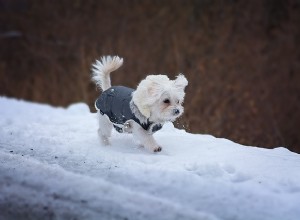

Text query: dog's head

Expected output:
[132,74,188,123]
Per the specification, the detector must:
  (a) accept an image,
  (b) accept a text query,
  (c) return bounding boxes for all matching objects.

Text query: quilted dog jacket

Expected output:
[95,86,162,133]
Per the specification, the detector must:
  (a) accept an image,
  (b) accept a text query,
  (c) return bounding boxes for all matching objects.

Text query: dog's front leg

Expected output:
[131,122,162,152]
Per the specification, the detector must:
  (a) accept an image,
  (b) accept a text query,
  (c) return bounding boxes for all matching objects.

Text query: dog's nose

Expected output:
[173,109,180,115]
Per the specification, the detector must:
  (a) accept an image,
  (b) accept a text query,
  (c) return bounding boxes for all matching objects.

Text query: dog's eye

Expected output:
[176,100,180,104]
[163,99,170,104]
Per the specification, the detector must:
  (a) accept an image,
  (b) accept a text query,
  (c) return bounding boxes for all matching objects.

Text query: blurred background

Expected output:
[0,0,299,153]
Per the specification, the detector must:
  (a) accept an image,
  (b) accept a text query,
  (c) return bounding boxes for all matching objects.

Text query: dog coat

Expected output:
[95,86,163,134]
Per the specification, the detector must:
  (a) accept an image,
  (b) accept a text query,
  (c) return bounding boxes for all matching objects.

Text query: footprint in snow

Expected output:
[185,163,251,183]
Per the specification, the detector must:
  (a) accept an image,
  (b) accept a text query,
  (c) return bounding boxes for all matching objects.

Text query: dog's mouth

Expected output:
[164,114,181,122]
[151,108,183,123]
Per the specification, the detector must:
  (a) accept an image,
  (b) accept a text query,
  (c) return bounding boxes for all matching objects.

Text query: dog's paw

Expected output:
[100,135,110,146]
[153,146,162,152]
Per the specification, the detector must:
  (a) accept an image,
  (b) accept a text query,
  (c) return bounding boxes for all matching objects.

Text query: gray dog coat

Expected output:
[95,86,162,134]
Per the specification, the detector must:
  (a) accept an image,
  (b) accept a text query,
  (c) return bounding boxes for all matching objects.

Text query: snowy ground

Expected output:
[0,97,300,220]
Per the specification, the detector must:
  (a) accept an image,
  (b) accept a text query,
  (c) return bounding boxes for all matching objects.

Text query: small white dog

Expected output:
[91,56,188,152]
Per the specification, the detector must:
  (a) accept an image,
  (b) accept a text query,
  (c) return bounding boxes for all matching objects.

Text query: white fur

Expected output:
[97,113,113,146]
[91,56,123,91]
[91,56,188,153]
[130,120,162,152]
[132,74,188,123]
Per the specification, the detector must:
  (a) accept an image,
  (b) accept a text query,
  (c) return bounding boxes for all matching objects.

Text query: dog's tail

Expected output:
[91,56,123,91]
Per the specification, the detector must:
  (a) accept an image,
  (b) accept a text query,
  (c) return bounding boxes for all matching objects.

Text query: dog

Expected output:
[91,56,188,152]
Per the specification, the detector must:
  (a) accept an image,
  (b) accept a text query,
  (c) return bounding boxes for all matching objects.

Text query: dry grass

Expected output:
[1,0,299,152]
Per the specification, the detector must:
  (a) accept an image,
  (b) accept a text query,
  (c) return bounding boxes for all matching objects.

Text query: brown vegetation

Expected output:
[0,0,299,152]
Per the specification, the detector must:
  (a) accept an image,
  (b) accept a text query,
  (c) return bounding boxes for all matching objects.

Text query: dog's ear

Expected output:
[147,83,159,97]
[174,74,188,90]
[146,76,167,98]
[132,75,169,118]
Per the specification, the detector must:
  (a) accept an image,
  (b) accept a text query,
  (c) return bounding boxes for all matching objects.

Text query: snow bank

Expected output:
[0,97,299,220]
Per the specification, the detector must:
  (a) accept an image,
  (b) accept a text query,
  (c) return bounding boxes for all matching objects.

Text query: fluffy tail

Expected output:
[91,56,123,91]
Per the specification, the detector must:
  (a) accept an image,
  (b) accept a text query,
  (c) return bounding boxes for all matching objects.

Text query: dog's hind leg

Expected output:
[97,113,113,146]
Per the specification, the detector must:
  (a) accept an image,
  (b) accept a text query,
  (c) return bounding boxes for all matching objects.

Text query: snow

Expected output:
[0,96,300,220]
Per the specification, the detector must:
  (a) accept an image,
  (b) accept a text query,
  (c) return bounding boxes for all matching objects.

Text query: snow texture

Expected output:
[0,96,300,220]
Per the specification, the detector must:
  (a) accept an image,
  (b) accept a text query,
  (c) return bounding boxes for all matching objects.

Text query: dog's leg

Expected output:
[97,113,113,146]
[130,121,162,152]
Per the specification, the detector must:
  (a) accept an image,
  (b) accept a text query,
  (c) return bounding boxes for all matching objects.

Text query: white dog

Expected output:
[91,56,188,152]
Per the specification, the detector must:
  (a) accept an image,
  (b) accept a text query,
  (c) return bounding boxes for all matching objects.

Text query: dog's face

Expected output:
[132,74,188,123]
